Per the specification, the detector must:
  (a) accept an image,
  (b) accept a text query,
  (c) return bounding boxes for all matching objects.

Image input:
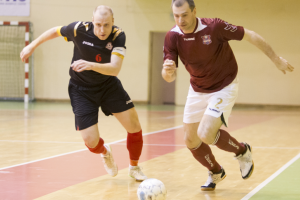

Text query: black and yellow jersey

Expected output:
[57,21,126,87]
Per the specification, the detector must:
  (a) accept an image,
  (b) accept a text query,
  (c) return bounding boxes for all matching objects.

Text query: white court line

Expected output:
[252,146,300,150]
[115,144,300,149]
[241,152,300,200]
[0,125,183,171]
[0,126,183,145]
[1,140,300,150]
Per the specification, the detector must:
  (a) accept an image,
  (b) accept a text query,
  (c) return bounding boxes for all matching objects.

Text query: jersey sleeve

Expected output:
[163,31,179,67]
[112,31,126,59]
[57,21,81,42]
[214,18,244,42]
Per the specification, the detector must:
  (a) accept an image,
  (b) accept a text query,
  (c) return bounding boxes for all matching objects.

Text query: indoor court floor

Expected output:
[0,101,300,200]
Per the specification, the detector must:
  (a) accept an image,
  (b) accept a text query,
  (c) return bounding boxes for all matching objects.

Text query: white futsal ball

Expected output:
[137,178,167,200]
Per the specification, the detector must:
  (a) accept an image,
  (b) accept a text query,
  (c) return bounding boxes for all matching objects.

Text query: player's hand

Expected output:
[163,59,176,75]
[20,44,34,62]
[71,60,93,72]
[274,57,294,74]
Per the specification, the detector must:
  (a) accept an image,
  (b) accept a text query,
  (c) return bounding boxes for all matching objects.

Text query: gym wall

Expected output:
[2,0,299,105]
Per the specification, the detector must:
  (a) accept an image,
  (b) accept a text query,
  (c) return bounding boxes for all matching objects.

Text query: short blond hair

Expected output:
[93,5,113,17]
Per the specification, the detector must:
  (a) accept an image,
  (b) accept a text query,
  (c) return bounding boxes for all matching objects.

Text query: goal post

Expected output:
[0,21,33,102]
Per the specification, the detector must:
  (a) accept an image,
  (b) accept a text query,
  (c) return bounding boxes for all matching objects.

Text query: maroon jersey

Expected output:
[164,18,244,93]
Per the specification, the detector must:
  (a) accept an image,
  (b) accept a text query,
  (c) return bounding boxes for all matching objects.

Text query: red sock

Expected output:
[85,138,106,154]
[127,130,143,161]
[214,129,246,156]
[189,142,221,173]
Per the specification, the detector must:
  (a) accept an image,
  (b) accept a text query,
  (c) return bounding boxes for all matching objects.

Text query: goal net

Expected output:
[0,21,33,102]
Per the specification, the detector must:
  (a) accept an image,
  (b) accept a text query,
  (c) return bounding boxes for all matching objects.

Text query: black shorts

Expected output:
[68,77,134,131]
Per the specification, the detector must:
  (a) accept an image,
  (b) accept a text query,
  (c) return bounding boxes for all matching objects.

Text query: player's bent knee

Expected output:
[84,137,99,148]
[128,119,141,133]
[184,131,201,149]
[81,132,99,148]
[184,134,194,145]
[197,128,216,145]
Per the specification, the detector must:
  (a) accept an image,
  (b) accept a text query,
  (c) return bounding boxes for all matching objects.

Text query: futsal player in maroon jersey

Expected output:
[20,6,147,181]
[163,0,294,191]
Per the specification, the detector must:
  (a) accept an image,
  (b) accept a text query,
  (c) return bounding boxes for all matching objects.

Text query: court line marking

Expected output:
[241,152,300,200]
[252,146,300,150]
[0,125,183,171]
[1,139,300,151]
[114,144,300,149]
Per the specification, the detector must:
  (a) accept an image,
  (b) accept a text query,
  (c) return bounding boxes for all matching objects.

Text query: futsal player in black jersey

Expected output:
[20,5,147,181]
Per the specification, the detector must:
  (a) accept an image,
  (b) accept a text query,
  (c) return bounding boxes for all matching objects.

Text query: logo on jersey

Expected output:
[184,37,195,41]
[201,35,212,45]
[95,54,102,62]
[106,42,113,50]
[126,100,132,104]
[82,41,94,46]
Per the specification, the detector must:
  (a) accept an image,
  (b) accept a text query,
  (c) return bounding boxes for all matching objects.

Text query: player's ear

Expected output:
[112,17,114,24]
[193,7,196,15]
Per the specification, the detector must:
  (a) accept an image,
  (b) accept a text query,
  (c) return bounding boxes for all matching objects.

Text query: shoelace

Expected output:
[238,153,251,162]
[234,150,251,161]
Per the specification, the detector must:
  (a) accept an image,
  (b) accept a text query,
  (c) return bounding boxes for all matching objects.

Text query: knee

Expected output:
[184,131,201,149]
[184,132,194,145]
[81,132,99,148]
[197,127,217,145]
[128,119,141,133]
[133,120,141,132]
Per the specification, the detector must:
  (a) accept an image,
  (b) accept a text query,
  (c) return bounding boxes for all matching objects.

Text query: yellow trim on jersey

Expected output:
[112,52,124,59]
[56,26,68,42]
[74,21,82,37]
[113,29,122,41]
[56,26,62,36]
[82,22,89,31]
[112,27,118,34]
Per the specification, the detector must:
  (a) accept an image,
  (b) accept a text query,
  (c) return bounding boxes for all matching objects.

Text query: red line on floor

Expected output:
[0,113,276,200]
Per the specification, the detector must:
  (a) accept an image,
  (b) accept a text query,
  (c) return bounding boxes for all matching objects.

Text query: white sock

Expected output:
[129,164,138,169]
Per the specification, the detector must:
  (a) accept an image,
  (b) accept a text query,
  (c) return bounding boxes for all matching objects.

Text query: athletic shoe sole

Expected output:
[201,174,227,191]
[129,175,145,182]
[243,161,254,179]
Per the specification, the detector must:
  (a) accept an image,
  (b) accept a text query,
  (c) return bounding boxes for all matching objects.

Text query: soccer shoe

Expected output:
[201,167,226,191]
[129,165,148,182]
[101,144,118,177]
[235,142,254,179]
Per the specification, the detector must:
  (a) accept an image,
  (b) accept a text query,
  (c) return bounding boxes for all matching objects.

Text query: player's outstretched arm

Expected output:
[162,59,177,82]
[242,28,294,74]
[20,27,61,62]
[71,54,123,76]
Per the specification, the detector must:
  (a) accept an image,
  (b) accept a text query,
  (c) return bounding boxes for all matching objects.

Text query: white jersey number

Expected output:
[224,22,237,32]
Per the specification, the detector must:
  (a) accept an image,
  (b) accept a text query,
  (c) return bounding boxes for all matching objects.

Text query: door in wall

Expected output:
[149,32,175,105]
